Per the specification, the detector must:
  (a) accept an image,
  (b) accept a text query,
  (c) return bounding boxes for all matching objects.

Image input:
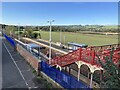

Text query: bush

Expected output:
[32,70,36,73]
[32,32,38,39]
[19,31,23,35]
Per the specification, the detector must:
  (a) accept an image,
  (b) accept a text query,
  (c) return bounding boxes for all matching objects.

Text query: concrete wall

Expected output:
[16,44,40,74]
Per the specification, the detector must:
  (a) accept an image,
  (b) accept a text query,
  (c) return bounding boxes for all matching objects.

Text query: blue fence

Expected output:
[40,61,90,89]
[3,33,16,47]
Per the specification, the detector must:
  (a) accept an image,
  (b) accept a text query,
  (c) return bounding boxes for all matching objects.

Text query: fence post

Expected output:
[37,62,41,76]
[68,66,71,75]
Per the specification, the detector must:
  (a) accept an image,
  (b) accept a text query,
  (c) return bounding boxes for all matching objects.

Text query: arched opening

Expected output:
[80,64,91,78]
[68,63,78,78]
[93,70,101,84]
[55,65,62,71]
[102,71,109,83]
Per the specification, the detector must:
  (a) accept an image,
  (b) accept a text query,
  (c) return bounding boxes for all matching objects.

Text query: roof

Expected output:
[27,43,40,48]
[68,42,88,47]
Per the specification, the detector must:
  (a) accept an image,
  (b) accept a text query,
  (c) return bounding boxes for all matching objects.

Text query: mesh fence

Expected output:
[3,34,16,47]
[40,61,90,89]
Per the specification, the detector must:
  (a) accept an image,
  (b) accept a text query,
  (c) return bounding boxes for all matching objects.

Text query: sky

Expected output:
[2,2,118,26]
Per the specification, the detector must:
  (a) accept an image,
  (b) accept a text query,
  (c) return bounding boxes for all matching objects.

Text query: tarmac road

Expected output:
[0,37,2,90]
[2,38,38,89]
[2,42,27,88]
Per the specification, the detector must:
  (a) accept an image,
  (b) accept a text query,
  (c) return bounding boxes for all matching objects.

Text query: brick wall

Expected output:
[16,44,40,74]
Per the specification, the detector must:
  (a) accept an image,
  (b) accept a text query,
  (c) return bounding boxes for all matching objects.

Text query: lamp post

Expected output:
[25,25,27,44]
[38,25,41,59]
[64,36,66,45]
[18,23,19,40]
[47,20,54,64]
[60,29,62,44]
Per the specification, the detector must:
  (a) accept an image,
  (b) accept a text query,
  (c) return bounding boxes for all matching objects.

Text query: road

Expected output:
[2,38,38,89]
[0,37,2,90]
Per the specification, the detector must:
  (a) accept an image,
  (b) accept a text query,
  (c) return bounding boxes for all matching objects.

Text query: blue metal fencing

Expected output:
[40,61,90,89]
[3,33,16,47]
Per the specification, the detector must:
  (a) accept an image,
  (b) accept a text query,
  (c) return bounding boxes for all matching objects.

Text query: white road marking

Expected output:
[3,42,30,89]
[15,60,23,62]
[20,69,31,72]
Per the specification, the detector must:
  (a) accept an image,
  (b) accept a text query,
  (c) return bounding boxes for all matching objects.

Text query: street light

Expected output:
[25,25,27,44]
[18,23,20,40]
[64,36,66,45]
[47,20,54,64]
[60,29,62,44]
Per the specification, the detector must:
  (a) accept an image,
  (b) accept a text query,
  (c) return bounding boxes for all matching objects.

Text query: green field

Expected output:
[34,31,118,46]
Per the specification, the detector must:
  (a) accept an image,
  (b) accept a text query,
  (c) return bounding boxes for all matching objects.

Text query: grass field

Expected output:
[34,31,118,46]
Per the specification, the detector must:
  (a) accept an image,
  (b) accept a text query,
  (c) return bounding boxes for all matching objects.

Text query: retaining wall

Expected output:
[16,44,40,74]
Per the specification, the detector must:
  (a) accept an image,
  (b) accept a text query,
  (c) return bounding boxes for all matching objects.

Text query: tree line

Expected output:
[2,25,40,39]
[1,24,118,39]
[1,24,118,33]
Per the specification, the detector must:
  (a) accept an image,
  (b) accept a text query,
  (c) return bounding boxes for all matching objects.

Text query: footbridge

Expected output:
[48,44,120,88]
[49,44,120,68]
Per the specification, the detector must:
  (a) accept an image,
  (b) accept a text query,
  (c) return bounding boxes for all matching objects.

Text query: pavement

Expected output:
[2,38,44,89]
